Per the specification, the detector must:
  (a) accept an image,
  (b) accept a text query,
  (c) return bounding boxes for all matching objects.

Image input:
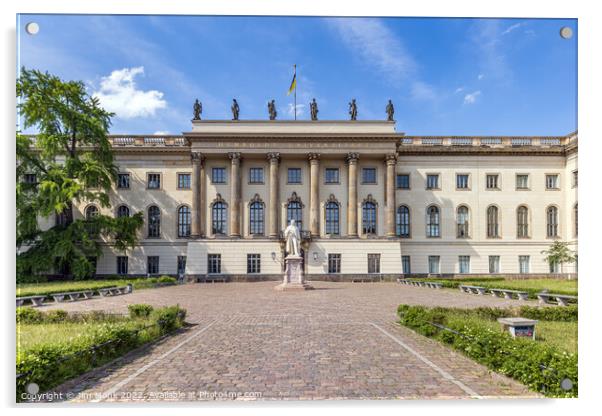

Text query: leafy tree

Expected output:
[541,241,576,273]
[16,68,143,281]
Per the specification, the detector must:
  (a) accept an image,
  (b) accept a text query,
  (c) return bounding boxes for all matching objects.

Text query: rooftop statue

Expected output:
[192,99,202,120]
[231,99,240,120]
[386,99,395,121]
[268,99,278,120]
[310,98,319,121]
[349,99,357,121]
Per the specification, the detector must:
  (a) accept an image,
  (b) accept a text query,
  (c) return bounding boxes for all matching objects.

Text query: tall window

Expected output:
[574,203,578,237]
[328,254,341,273]
[489,256,500,273]
[486,174,499,190]
[546,206,559,237]
[116,256,128,275]
[517,205,529,238]
[85,205,99,220]
[367,254,380,274]
[23,173,37,185]
[177,173,191,189]
[55,210,68,227]
[516,174,529,190]
[148,205,161,237]
[287,168,302,184]
[325,200,340,235]
[549,260,560,273]
[249,168,264,184]
[362,201,377,234]
[519,255,530,273]
[426,205,440,237]
[147,173,161,189]
[247,254,261,274]
[396,174,410,189]
[456,205,469,238]
[396,205,410,238]
[287,201,303,231]
[208,254,221,274]
[147,256,159,274]
[249,200,265,235]
[545,174,559,189]
[572,170,578,187]
[456,174,469,189]
[426,174,439,189]
[486,205,499,238]
[177,206,191,237]
[177,256,187,276]
[428,256,440,274]
[211,167,226,184]
[362,168,377,184]
[212,202,227,235]
[459,256,470,273]
[117,205,130,218]
[324,168,339,184]
[117,173,130,189]
[401,255,411,274]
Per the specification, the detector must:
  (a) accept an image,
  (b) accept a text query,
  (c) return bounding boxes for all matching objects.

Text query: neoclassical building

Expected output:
[39,120,578,280]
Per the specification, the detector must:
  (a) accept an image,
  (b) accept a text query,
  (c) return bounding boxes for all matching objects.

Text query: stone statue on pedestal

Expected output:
[284,219,301,257]
[268,99,277,120]
[386,99,395,121]
[231,99,240,120]
[349,99,357,120]
[275,219,313,291]
[193,99,202,120]
[310,98,319,121]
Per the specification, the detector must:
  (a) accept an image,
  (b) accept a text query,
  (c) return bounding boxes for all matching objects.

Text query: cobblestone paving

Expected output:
[45,282,539,401]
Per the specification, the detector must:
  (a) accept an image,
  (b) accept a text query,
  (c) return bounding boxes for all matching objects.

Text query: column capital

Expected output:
[267,152,281,163]
[191,151,205,164]
[385,153,398,165]
[228,152,241,163]
[346,152,360,163]
[308,152,320,162]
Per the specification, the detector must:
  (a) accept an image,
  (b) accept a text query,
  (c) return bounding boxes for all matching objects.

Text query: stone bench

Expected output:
[16,295,46,307]
[491,288,529,301]
[459,285,487,295]
[351,278,374,283]
[537,292,578,306]
[203,277,228,283]
[397,279,442,289]
[99,285,133,297]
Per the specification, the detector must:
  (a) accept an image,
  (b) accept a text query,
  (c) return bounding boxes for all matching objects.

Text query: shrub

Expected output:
[397,305,578,397]
[16,307,43,324]
[157,275,177,284]
[518,305,578,322]
[152,305,186,333]
[45,310,69,323]
[128,304,154,318]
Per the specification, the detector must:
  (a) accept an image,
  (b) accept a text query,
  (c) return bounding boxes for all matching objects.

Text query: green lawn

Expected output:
[17,277,175,298]
[433,278,578,298]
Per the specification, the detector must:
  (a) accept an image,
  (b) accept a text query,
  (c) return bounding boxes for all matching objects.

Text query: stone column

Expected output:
[190,152,204,238]
[385,154,397,237]
[267,152,280,238]
[308,153,320,237]
[346,152,359,237]
[228,152,241,238]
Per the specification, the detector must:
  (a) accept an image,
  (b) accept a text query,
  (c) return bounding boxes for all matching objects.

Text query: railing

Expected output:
[480,137,502,145]
[511,138,532,146]
[421,138,443,145]
[450,138,473,146]
[399,135,572,150]
[108,136,187,147]
[540,138,561,146]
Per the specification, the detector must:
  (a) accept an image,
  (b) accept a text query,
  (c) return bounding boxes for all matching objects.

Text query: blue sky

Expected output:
[17,15,577,136]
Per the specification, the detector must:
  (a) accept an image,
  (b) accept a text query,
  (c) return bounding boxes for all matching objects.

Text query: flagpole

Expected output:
[294,64,297,121]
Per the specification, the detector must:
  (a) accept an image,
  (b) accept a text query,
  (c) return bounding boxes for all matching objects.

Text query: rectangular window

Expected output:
[396,174,410,189]
[147,256,159,275]
[208,254,221,274]
[116,256,128,275]
[287,168,302,184]
[177,255,187,276]
[428,256,440,274]
[147,173,161,189]
[249,168,264,184]
[362,168,377,184]
[328,254,341,274]
[486,174,499,190]
[23,173,37,184]
[426,174,439,189]
[572,170,578,187]
[211,167,226,184]
[519,255,530,273]
[546,174,559,189]
[367,253,381,274]
[117,173,130,189]
[549,260,559,273]
[177,173,191,189]
[488,256,500,273]
[516,174,529,190]
[324,168,340,184]
[247,254,261,274]
[456,174,469,189]
[459,256,470,273]
[401,255,411,274]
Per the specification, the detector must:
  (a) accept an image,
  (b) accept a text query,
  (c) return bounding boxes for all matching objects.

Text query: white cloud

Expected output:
[463,91,481,104]
[501,22,523,35]
[478,74,485,80]
[287,103,306,117]
[454,86,465,94]
[411,81,437,101]
[93,67,167,119]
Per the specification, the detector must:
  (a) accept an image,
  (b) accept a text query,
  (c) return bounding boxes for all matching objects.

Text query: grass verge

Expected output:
[430,278,577,298]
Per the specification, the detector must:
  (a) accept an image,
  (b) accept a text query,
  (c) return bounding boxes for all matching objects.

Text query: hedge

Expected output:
[397,304,578,397]
[16,304,187,401]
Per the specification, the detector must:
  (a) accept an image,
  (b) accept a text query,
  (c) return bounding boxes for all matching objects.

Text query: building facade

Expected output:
[39,120,578,280]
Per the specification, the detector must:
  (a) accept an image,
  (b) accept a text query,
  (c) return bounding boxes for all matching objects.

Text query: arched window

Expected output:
[396,205,410,238]
[117,205,130,218]
[148,205,161,238]
[325,198,340,235]
[287,201,303,231]
[85,205,99,220]
[212,201,227,235]
[426,205,440,237]
[456,205,469,238]
[249,199,264,235]
[547,206,559,237]
[486,205,499,238]
[362,201,377,235]
[574,203,578,237]
[177,206,191,237]
[517,205,529,238]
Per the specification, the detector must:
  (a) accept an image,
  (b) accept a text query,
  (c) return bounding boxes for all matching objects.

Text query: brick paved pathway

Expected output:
[43,282,539,401]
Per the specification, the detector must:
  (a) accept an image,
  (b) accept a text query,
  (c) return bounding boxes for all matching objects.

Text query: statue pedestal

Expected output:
[274,255,313,291]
